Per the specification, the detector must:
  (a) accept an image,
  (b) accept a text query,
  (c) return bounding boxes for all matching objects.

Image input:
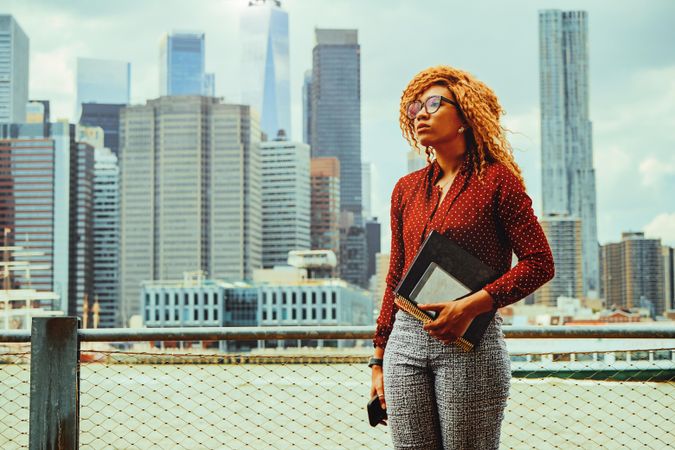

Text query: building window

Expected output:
[302,309,307,320]
[302,292,306,304]
[292,309,296,320]
[332,292,337,304]
[322,309,327,320]
[311,292,316,304]
[263,310,267,321]
[322,292,327,304]
[282,292,287,305]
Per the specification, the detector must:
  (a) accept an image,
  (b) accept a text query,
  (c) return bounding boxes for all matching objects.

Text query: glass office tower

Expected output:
[159,32,207,96]
[0,15,29,123]
[309,29,362,226]
[241,0,291,139]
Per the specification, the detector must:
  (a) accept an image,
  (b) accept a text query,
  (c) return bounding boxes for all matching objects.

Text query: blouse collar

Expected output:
[429,155,471,186]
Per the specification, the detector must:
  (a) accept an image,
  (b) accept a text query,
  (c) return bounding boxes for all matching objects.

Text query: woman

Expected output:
[369,66,555,449]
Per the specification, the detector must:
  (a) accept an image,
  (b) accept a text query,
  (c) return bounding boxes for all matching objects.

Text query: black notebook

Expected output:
[393,230,499,352]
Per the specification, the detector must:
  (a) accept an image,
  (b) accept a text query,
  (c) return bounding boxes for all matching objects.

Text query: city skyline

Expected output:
[3,0,675,250]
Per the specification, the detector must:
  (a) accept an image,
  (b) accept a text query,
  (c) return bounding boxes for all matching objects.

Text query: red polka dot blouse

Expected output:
[373,158,555,349]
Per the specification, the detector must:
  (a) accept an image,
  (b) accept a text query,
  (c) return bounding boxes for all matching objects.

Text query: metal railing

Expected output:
[1,318,674,449]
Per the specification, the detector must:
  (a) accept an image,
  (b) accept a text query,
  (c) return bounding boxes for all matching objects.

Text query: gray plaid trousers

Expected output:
[383,311,511,450]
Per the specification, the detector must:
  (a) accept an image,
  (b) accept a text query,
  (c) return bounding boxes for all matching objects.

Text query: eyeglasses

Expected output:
[405,95,459,120]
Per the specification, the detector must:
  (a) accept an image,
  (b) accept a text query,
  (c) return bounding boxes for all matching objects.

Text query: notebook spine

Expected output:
[394,295,432,324]
[394,294,474,353]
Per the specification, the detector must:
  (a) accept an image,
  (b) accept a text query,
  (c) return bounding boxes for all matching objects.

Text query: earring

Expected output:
[458,126,465,134]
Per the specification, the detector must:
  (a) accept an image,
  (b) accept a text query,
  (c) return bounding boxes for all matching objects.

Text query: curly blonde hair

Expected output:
[400,65,524,188]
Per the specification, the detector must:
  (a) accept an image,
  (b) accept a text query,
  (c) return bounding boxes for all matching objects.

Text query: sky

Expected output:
[5,0,675,250]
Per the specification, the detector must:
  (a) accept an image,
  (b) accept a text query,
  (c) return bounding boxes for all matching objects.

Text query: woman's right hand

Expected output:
[370,365,387,423]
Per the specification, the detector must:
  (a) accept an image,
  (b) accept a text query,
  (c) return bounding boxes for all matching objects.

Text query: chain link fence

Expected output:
[74,347,675,449]
[0,348,30,449]
[1,336,674,449]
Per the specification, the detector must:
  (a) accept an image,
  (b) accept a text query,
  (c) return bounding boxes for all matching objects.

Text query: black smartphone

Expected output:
[367,395,388,427]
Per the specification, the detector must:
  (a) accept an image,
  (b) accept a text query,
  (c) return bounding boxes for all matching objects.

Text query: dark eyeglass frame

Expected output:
[406,95,460,120]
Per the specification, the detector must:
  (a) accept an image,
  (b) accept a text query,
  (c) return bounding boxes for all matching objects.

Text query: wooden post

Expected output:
[29,317,80,449]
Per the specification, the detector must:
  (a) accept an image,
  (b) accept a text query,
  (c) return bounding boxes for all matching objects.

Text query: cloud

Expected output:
[644,212,675,246]
[639,157,675,187]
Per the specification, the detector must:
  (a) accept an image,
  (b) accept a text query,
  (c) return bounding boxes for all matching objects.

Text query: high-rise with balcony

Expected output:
[241,0,291,140]
[0,15,29,124]
[159,32,213,96]
[119,96,261,324]
[309,29,362,225]
[539,10,598,296]
[261,135,311,268]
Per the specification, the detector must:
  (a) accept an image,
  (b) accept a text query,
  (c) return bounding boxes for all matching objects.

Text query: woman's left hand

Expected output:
[418,299,477,344]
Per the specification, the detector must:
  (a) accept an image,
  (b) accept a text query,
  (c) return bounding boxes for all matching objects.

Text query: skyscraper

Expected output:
[339,211,368,288]
[601,232,665,316]
[79,103,126,157]
[310,157,340,260]
[663,246,674,312]
[261,135,311,268]
[0,15,29,124]
[0,122,72,312]
[365,218,381,284]
[78,126,120,328]
[203,72,216,97]
[407,149,427,174]
[302,70,312,145]
[309,29,362,225]
[76,57,130,156]
[26,100,50,124]
[159,32,210,96]
[69,137,95,319]
[240,0,291,140]
[539,10,599,296]
[119,96,261,324]
[537,214,583,306]
[93,146,120,328]
[76,58,130,108]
